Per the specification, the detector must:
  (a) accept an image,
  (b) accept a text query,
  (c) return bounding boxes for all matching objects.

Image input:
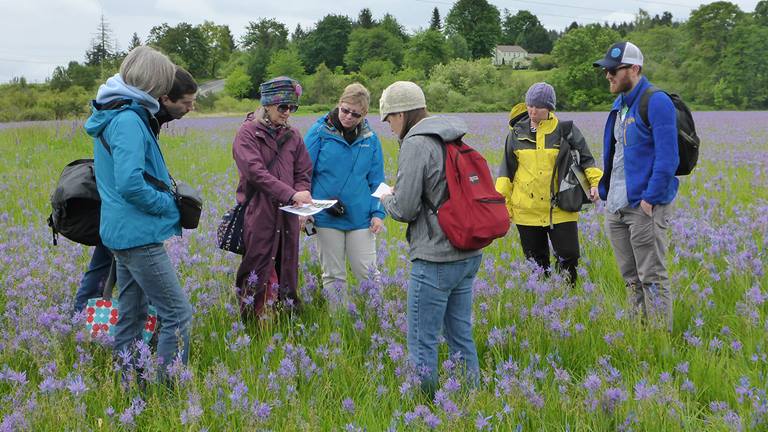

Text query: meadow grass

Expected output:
[0,111,766,431]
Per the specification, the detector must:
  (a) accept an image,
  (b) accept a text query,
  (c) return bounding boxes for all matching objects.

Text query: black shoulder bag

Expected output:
[549,121,591,227]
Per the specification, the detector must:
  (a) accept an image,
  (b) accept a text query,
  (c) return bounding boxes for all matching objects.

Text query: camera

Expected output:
[303,219,317,236]
[326,199,346,217]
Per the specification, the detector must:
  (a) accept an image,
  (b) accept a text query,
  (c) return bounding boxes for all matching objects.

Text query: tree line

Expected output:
[1,0,767,121]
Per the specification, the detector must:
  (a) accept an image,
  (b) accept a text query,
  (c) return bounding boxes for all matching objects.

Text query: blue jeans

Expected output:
[407,255,482,393]
[73,243,113,314]
[112,243,193,370]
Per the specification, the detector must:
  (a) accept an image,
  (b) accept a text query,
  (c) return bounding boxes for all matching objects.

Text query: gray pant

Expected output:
[605,204,673,331]
[316,227,379,310]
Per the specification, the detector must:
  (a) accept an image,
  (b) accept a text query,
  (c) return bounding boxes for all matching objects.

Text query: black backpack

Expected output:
[638,87,700,176]
[48,159,101,245]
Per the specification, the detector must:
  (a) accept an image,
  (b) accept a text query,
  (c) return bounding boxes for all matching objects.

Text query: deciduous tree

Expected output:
[445,0,501,59]
[404,30,448,76]
[344,27,404,71]
[298,15,353,73]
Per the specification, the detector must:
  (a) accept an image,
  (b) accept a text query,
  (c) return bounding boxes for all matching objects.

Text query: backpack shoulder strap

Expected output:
[422,136,449,214]
[638,86,661,128]
[549,120,574,229]
[559,120,573,142]
[409,133,450,240]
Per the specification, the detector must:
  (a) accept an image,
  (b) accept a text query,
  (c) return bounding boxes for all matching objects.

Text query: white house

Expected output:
[493,45,528,67]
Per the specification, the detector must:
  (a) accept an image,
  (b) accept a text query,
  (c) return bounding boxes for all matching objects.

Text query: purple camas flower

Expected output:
[680,378,695,392]
[387,342,405,362]
[38,376,59,393]
[277,358,297,379]
[600,387,627,413]
[342,398,355,414]
[583,373,602,393]
[424,413,441,428]
[230,381,248,409]
[475,412,493,430]
[252,401,271,420]
[66,374,87,397]
[633,379,658,401]
[180,392,203,425]
[119,397,146,426]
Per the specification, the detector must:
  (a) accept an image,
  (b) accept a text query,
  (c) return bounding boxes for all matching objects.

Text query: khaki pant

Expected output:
[605,204,673,331]
[316,227,379,307]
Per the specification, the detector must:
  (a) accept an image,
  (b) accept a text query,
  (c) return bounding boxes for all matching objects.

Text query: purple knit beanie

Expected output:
[525,82,556,111]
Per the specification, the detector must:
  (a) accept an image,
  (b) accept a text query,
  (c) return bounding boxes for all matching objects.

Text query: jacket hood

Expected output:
[508,102,559,135]
[404,115,467,142]
[316,112,374,144]
[84,100,151,139]
[96,74,160,114]
[508,102,529,128]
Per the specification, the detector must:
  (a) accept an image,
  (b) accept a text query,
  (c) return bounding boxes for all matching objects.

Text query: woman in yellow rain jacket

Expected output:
[495,82,602,284]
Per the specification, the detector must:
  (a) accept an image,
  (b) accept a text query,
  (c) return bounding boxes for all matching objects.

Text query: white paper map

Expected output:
[279,199,338,216]
[371,183,393,198]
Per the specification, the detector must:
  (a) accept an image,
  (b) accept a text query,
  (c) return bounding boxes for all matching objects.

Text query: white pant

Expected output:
[316,227,379,294]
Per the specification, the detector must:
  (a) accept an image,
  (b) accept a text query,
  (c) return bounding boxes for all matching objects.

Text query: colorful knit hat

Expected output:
[259,76,302,106]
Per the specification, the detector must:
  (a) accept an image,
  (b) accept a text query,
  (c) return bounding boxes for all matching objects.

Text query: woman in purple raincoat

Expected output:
[232,76,313,320]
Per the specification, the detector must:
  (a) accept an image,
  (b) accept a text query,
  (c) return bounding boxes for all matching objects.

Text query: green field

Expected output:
[0,111,767,431]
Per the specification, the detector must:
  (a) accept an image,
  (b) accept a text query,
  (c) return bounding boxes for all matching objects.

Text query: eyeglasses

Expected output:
[604,65,632,76]
[277,104,299,113]
[339,106,363,119]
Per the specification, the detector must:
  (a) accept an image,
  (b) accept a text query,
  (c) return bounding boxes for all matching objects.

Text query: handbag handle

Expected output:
[102,257,117,299]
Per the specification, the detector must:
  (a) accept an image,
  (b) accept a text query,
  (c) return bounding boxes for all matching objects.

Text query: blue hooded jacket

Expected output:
[84,75,180,250]
[304,113,386,230]
[598,76,679,207]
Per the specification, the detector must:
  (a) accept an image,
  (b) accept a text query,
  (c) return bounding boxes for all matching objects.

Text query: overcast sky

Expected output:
[0,0,759,83]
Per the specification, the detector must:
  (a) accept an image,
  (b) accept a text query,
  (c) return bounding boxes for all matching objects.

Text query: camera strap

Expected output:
[316,138,362,199]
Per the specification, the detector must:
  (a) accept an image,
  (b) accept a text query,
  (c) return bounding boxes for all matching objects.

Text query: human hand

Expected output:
[379,188,395,200]
[370,217,384,234]
[589,187,600,202]
[640,200,653,216]
[292,190,312,206]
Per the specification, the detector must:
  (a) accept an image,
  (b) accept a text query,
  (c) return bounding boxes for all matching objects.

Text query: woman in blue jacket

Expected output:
[304,83,386,309]
[84,46,193,374]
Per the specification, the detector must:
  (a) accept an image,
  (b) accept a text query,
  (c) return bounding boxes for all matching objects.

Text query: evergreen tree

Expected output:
[292,24,307,42]
[755,0,768,26]
[85,14,115,66]
[430,7,442,31]
[127,32,142,51]
[358,8,375,28]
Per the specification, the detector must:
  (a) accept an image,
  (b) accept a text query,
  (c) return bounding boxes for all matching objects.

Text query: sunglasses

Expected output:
[277,104,299,113]
[603,65,632,76]
[339,106,363,119]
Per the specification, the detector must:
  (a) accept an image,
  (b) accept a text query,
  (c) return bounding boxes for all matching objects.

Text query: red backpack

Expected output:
[423,139,510,250]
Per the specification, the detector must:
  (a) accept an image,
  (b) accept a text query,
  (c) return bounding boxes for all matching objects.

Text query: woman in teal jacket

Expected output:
[304,83,386,309]
[84,46,193,375]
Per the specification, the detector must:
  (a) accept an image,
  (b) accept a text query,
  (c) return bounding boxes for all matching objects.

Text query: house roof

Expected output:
[496,45,527,53]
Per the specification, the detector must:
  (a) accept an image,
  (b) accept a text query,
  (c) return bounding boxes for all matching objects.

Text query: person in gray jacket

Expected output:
[378,81,482,395]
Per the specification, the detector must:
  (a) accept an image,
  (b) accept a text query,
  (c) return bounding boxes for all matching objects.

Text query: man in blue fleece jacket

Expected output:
[594,41,679,332]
